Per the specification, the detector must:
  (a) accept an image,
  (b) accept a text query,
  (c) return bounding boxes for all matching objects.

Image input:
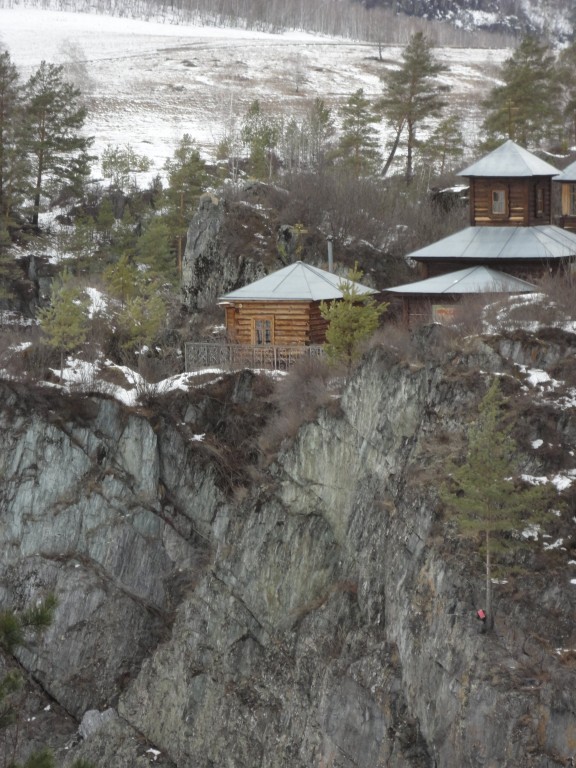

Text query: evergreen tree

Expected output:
[94,197,115,244]
[333,89,381,175]
[441,379,553,632]
[419,115,464,177]
[21,61,94,228]
[558,41,576,147]
[481,36,562,148]
[162,134,209,274]
[136,216,177,285]
[101,143,152,194]
[117,289,166,354]
[379,32,449,181]
[280,117,304,172]
[0,595,58,768]
[303,97,334,170]
[319,264,387,368]
[0,51,27,240]
[37,269,90,382]
[241,100,280,179]
[103,253,140,308]
[0,239,21,305]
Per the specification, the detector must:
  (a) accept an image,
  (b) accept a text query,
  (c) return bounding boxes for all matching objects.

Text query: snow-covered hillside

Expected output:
[0,7,508,181]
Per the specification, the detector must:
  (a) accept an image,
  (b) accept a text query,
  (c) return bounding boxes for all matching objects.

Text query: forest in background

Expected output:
[0,0,524,47]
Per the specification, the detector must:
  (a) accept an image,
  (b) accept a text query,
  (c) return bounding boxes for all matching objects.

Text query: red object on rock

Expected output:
[476,609,486,621]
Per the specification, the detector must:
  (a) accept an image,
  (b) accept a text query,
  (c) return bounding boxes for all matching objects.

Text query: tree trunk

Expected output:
[382,117,405,178]
[485,529,493,631]
[405,122,415,183]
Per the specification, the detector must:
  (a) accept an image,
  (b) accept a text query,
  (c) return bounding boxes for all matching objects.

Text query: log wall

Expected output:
[224,300,329,345]
[469,178,552,226]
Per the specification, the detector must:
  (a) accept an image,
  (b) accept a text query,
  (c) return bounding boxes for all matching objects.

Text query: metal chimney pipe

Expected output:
[327,235,334,273]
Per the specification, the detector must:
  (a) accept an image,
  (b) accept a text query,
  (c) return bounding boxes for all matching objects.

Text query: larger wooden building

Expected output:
[387,140,576,326]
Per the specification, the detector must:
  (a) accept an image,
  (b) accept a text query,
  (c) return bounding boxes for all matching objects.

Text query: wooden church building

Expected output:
[387,140,576,325]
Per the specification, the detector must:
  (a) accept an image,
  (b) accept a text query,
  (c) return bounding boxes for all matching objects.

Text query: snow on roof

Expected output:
[553,159,576,182]
[219,261,377,302]
[385,266,536,295]
[458,139,560,178]
[407,226,576,262]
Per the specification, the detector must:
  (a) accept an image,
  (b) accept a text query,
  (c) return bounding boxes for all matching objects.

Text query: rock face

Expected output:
[0,331,575,767]
[181,191,276,311]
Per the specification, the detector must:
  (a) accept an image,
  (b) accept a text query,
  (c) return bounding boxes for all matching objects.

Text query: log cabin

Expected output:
[219,260,377,346]
[553,158,576,233]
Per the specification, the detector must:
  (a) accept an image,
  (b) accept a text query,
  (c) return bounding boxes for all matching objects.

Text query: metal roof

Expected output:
[219,261,377,302]
[407,226,576,262]
[386,266,536,295]
[554,158,576,182]
[458,140,560,178]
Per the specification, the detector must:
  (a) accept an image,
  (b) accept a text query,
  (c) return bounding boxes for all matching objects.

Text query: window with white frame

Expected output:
[491,189,507,215]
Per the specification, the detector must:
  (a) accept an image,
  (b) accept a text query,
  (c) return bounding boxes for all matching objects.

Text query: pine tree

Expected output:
[101,143,152,194]
[319,264,387,369]
[558,41,576,147]
[441,379,553,632]
[117,289,166,353]
[419,115,464,177]
[333,89,381,175]
[136,216,177,285]
[162,134,209,274]
[103,254,140,308]
[303,97,334,170]
[240,100,280,179]
[0,51,27,238]
[481,36,562,148]
[379,32,449,181]
[37,270,90,382]
[0,595,58,767]
[21,61,94,228]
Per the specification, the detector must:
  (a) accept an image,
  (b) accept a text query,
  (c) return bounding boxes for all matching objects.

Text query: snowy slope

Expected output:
[0,7,509,180]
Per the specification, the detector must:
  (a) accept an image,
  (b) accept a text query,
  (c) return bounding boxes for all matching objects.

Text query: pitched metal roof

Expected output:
[386,266,536,295]
[407,226,576,262]
[458,140,560,178]
[554,158,576,182]
[219,261,377,302]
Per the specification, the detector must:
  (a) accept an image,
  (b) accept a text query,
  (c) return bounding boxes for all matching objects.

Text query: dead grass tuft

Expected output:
[258,355,336,461]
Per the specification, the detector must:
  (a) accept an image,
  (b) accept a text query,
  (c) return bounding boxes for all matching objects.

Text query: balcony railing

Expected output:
[184,342,324,372]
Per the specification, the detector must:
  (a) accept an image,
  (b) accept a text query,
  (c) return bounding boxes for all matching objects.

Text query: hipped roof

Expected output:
[407,226,576,262]
[219,260,377,302]
[554,158,576,182]
[458,139,560,178]
[386,266,536,295]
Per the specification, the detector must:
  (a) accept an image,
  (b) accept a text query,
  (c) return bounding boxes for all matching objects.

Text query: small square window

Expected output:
[492,189,507,215]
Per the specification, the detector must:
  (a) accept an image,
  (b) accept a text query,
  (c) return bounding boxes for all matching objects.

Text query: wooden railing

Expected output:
[184,342,325,372]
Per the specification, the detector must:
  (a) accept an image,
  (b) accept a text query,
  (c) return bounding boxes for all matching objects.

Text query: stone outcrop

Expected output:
[0,331,575,767]
[181,191,276,311]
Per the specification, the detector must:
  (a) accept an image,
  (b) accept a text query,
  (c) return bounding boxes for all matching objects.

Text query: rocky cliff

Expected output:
[0,328,575,767]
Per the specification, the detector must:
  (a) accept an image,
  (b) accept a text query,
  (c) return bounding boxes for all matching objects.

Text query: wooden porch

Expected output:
[184,342,325,372]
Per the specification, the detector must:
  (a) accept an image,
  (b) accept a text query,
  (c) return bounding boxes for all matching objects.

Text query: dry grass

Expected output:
[258,355,336,461]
